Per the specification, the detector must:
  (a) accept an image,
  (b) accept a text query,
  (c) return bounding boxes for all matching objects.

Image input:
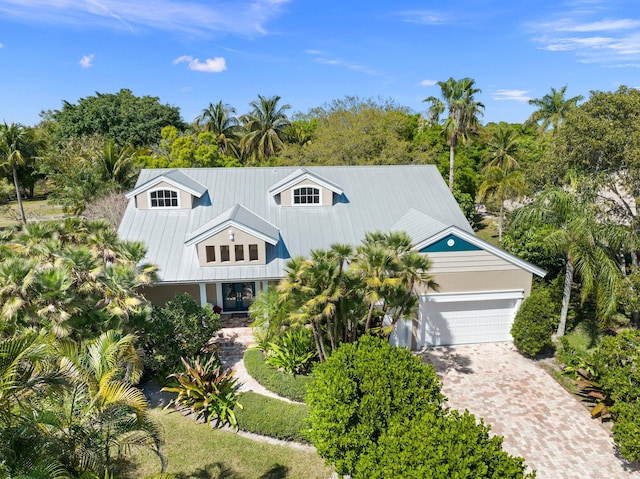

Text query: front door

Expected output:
[223,282,255,312]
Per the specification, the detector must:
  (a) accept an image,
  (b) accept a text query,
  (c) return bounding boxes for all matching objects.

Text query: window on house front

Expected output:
[235,244,244,261]
[149,189,179,208]
[220,245,230,262]
[293,186,320,205]
[249,244,259,261]
[205,246,216,263]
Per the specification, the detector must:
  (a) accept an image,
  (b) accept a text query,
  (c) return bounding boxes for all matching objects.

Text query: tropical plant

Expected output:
[484,122,521,172]
[0,122,41,224]
[265,327,316,375]
[240,95,291,163]
[95,138,141,190]
[195,101,240,157]
[527,85,583,135]
[424,77,485,191]
[163,354,242,429]
[243,348,312,402]
[249,286,293,349]
[477,166,525,243]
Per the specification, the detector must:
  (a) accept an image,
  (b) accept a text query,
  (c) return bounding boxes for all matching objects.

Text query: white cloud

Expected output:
[0,42,3,48]
[304,49,324,55]
[0,0,291,36]
[559,18,640,32]
[78,53,94,68]
[314,56,380,77]
[174,55,227,73]
[492,89,531,102]
[420,79,437,87]
[395,10,450,25]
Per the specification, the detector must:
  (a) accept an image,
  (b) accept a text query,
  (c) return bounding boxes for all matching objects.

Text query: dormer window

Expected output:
[149,189,179,208]
[293,186,320,205]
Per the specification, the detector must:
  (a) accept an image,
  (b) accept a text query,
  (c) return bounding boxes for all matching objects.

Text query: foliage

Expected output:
[194,100,241,158]
[592,330,640,461]
[249,287,293,349]
[46,88,186,148]
[354,408,534,479]
[243,348,312,402]
[163,354,242,429]
[235,391,310,443]
[137,293,220,379]
[265,327,317,375]
[0,218,155,340]
[136,125,240,168]
[527,85,583,134]
[511,287,559,357]
[305,335,444,476]
[240,94,291,163]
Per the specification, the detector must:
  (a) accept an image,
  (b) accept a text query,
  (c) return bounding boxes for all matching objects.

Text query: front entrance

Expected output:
[223,282,255,312]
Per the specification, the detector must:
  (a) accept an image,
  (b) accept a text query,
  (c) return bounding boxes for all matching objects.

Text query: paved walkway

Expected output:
[420,343,640,478]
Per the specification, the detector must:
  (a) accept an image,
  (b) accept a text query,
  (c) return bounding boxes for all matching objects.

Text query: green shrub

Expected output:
[355,409,533,479]
[243,348,312,402]
[511,287,558,357]
[305,335,444,477]
[138,293,220,379]
[266,327,317,375]
[234,392,310,443]
[163,354,242,428]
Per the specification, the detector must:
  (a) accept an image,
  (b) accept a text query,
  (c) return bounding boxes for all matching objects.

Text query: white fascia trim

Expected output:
[126,175,205,199]
[185,220,279,247]
[269,172,343,197]
[421,290,525,303]
[415,226,547,278]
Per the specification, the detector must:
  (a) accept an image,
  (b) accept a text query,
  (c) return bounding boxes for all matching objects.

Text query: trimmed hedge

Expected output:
[235,391,310,443]
[243,348,313,402]
[511,287,558,357]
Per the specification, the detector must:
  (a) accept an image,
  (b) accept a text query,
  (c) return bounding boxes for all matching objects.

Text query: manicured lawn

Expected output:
[125,408,332,479]
[0,198,64,227]
[475,216,499,246]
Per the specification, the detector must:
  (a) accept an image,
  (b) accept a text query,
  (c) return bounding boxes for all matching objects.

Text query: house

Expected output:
[118,165,545,349]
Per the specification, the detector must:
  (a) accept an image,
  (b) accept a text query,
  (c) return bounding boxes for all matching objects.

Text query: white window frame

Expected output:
[148,188,180,209]
[291,184,322,206]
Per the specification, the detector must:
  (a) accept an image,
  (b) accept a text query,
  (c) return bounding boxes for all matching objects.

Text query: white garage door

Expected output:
[417,291,523,348]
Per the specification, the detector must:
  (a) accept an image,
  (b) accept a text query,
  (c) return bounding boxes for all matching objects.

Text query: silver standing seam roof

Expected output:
[118,165,475,284]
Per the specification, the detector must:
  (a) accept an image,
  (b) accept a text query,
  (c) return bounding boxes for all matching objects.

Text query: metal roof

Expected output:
[118,165,475,283]
[268,167,344,196]
[125,169,208,199]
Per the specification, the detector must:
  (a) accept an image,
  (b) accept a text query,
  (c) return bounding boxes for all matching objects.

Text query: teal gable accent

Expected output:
[420,234,482,253]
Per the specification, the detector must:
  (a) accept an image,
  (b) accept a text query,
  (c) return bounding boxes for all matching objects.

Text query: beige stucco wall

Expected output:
[135,181,193,210]
[142,283,200,306]
[196,228,266,266]
[280,179,333,206]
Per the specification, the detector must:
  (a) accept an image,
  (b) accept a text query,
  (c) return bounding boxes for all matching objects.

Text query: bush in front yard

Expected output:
[243,348,312,402]
[511,287,558,357]
[235,391,310,443]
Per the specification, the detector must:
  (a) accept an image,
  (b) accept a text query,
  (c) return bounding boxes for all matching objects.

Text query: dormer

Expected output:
[185,204,279,267]
[125,170,208,210]
[268,168,343,206]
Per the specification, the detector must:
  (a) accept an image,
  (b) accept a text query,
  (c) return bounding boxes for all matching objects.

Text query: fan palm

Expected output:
[240,95,291,163]
[424,77,484,191]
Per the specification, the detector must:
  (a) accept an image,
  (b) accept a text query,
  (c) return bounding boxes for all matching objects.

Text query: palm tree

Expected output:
[478,167,526,243]
[527,86,583,135]
[512,185,621,336]
[0,123,40,224]
[484,123,520,172]
[195,101,241,157]
[240,95,291,163]
[96,139,140,190]
[424,78,485,191]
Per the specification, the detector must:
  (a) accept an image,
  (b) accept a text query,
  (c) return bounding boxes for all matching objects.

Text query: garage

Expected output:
[416,291,524,348]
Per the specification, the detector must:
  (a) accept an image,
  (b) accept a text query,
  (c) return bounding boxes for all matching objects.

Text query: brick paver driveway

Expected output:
[420,342,639,479]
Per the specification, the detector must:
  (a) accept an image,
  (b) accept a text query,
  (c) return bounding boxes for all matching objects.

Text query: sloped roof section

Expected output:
[390,208,454,244]
[185,203,280,246]
[125,169,208,199]
[268,167,344,196]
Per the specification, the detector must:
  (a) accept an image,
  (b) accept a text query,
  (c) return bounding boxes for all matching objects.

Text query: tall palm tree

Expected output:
[527,86,583,135]
[478,167,526,243]
[195,101,241,157]
[483,123,520,172]
[240,95,291,163]
[512,185,621,336]
[424,77,485,191]
[96,139,140,191]
[0,123,40,224]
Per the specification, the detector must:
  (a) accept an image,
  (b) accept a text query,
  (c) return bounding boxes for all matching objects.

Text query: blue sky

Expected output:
[1,0,639,127]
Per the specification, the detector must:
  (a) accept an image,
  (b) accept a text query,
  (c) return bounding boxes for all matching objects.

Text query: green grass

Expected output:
[564,322,601,353]
[125,408,332,479]
[0,198,64,227]
[475,216,499,246]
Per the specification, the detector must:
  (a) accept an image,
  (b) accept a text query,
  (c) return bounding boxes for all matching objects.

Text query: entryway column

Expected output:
[199,283,207,307]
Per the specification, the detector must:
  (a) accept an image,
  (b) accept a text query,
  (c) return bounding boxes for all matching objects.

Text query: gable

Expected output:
[420,234,482,253]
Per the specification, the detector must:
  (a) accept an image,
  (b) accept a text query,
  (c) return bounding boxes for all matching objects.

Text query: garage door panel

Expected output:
[419,296,520,348]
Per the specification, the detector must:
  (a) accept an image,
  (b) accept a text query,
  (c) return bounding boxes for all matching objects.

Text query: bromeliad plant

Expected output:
[265,327,317,375]
[162,354,242,429]
[563,358,613,421]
